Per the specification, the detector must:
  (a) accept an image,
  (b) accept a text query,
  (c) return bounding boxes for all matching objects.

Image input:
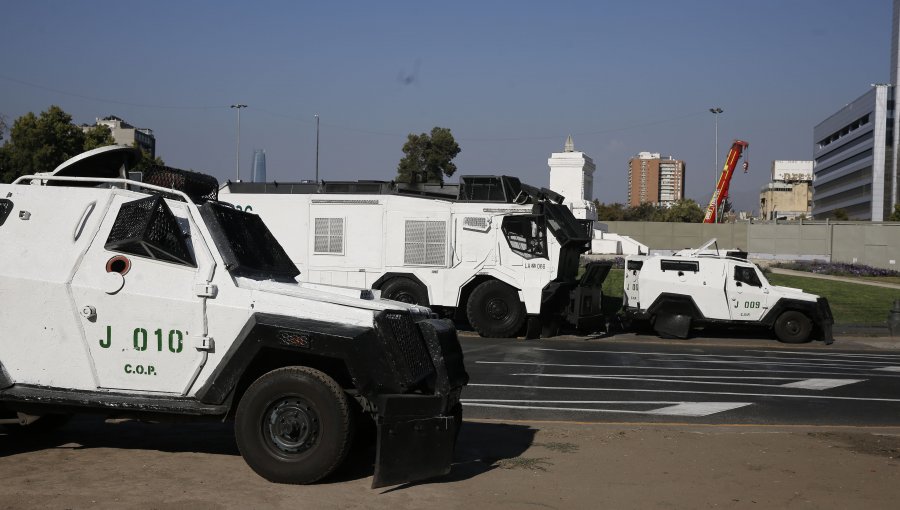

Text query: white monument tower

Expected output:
[548,135,596,220]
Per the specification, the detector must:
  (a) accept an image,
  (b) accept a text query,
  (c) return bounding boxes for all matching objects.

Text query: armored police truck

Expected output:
[0,146,468,488]
[220,176,610,339]
[623,239,834,344]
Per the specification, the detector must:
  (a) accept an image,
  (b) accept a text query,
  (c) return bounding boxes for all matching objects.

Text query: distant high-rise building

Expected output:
[813,85,892,220]
[626,152,685,207]
[85,115,156,157]
[812,0,900,220]
[251,149,266,183]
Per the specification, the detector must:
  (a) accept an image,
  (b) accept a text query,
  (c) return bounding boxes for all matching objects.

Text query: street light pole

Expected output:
[230,104,247,181]
[315,114,320,183]
[709,107,724,222]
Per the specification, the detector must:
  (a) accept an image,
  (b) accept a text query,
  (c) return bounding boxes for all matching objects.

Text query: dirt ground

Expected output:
[2,417,899,510]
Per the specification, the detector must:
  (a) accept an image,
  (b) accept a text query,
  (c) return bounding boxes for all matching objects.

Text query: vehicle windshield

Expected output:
[501,214,547,259]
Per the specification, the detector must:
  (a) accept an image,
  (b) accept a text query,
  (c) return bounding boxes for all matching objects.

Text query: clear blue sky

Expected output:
[0,0,893,212]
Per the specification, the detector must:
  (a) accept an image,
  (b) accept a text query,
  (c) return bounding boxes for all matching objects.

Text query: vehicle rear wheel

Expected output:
[466,280,526,338]
[235,366,354,484]
[380,277,429,305]
[774,310,813,343]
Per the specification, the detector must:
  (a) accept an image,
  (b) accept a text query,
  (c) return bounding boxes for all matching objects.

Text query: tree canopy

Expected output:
[396,126,461,184]
[0,105,116,183]
[594,198,705,223]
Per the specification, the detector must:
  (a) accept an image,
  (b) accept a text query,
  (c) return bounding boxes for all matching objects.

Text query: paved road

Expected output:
[460,334,900,426]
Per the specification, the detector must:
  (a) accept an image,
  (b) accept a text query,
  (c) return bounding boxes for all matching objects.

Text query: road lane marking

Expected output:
[468,383,900,403]
[462,401,752,417]
[644,358,882,369]
[779,378,864,390]
[475,360,900,378]
[535,348,897,366]
[508,373,865,390]
[751,350,900,359]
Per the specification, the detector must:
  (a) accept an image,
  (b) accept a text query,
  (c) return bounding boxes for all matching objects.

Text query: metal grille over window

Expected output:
[141,165,219,203]
[105,196,195,267]
[463,216,490,232]
[313,218,344,254]
[404,220,446,265]
[501,214,547,259]
[375,311,434,388]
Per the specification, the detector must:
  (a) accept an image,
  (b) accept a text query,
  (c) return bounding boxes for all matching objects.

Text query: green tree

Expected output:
[624,202,665,221]
[662,199,705,223]
[397,126,461,183]
[0,105,111,183]
[83,124,115,151]
[132,143,165,173]
[833,208,849,221]
[888,204,900,222]
[594,201,626,221]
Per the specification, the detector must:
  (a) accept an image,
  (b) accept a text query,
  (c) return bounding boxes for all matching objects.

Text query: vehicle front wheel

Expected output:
[466,280,526,338]
[235,367,354,484]
[774,310,813,343]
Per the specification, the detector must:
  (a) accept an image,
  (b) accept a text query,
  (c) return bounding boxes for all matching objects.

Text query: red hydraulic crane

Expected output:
[703,139,749,223]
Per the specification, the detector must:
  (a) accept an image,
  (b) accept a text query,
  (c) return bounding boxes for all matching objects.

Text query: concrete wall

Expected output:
[603,221,900,269]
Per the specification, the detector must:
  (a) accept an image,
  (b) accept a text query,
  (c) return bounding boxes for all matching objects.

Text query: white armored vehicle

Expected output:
[623,240,834,344]
[0,146,468,488]
[220,176,611,339]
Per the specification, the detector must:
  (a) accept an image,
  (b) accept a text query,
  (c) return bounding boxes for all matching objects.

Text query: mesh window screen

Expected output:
[141,165,219,203]
[105,196,195,266]
[0,199,13,227]
[199,202,299,279]
[313,217,344,254]
[404,220,446,265]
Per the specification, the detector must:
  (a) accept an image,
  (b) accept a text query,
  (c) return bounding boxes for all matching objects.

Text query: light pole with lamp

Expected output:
[709,107,724,222]
[315,114,320,183]
[230,104,247,181]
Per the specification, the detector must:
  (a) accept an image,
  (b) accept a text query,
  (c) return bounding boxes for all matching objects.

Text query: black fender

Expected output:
[195,312,423,406]
[646,293,706,320]
[762,297,834,342]
[372,272,427,293]
[0,361,12,390]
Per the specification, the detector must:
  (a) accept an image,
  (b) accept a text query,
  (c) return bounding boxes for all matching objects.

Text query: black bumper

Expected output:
[815,297,835,345]
[371,318,468,488]
[539,261,612,336]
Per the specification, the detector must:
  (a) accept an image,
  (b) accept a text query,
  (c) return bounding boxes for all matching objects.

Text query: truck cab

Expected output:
[624,239,833,343]
[0,146,468,488]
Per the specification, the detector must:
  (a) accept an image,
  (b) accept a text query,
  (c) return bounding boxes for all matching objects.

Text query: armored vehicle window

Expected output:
[501,214,547,259]
[199,202,300,279]
[734,265,762,287]
[627,260,643,271]
[313,217,344,254]
[105,196,195,267]
[0,199,12,227]
[660,260,699,273]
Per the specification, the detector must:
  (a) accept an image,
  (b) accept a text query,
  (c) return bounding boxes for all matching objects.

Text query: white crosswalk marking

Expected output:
[779,378,864,390]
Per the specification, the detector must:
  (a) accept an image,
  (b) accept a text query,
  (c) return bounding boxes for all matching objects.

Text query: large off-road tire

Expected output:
[466,280,526,338]
[774,310,813,343]
[1,413,71,435]
[380,277,429,305]
[235,367,354,484]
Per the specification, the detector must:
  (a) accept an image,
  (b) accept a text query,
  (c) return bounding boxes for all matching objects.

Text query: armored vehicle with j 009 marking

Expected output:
[0,146,468,488]
[623,239,833,344]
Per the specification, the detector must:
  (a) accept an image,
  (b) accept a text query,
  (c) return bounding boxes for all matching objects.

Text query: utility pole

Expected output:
[315,114,320,183]
[230,104,247,181]
[709,107,724,222]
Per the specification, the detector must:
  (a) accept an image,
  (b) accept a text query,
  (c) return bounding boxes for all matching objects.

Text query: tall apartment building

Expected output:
[86,115,156,158]
[627,152,685,207]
